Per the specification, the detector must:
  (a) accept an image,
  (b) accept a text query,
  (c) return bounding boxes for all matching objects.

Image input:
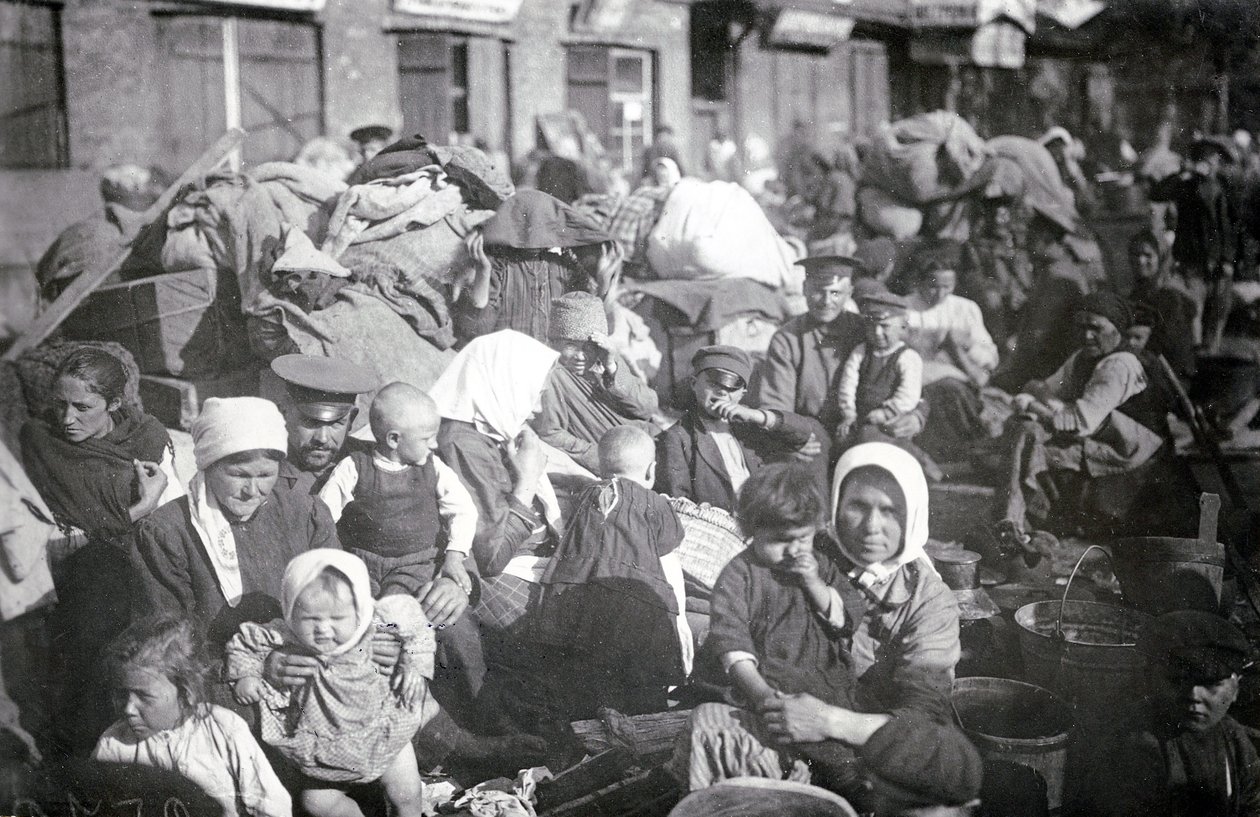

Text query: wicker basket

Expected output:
[667,496,746,591]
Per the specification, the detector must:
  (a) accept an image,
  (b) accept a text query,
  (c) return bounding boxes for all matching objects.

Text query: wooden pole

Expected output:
[4,127,247,362]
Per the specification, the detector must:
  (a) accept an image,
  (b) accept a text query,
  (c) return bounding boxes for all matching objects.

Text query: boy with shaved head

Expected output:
[319,382,477,599]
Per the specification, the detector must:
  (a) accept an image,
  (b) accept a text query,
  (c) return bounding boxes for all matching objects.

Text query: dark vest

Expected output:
[856,345,911,419]
[1065,350,1164,440]
[336,450,442,559]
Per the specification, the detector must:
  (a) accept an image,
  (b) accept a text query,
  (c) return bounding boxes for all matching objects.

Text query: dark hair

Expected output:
[56,348,128,406]
[912,240,963,280]
[106,616,208,715]
[737,463,826,533]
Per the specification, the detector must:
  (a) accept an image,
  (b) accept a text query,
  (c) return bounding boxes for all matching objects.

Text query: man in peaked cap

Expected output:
[349,123,394,164]
[755,255,927,446]
[271,354,378,495]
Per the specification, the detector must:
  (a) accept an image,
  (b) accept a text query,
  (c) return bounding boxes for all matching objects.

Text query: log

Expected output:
[568,709,692,762]
[4,128,247,362]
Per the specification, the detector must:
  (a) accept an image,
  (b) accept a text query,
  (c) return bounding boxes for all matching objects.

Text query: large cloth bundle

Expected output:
[645,179,802,293]
[857,186,924,240]
[986,136,1079,229]
[862,111,990,205]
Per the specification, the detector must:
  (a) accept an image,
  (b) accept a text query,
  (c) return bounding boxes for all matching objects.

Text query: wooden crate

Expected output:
[139,368,260,431]
[60,267,251,379]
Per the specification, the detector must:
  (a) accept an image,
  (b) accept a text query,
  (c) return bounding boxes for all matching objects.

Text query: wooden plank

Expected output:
[4,127,246,362]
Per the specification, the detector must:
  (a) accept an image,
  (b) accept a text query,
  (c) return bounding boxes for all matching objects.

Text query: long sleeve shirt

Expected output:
[94,706,291,817]
[317,451,476,556]
[838,343,923,426]
[905,293,999,385]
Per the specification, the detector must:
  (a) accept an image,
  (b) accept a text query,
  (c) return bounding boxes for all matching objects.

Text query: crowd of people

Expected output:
[7,115,1260,817]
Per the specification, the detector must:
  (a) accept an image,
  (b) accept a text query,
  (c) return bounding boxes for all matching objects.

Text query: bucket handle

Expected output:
[1055,544,1114,641]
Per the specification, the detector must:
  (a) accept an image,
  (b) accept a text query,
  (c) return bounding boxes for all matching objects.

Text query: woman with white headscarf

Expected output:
[136,397,340,654]
[430,329,564,635]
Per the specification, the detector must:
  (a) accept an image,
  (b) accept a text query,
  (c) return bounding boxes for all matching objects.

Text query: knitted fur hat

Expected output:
[549,291,608,342]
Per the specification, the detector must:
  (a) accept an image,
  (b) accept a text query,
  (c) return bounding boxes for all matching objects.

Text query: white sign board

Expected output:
[768,9,856,49]
[394,0,524,24]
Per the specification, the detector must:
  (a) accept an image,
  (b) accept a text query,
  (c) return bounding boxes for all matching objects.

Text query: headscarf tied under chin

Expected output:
[429,329,560,442]
[281,549,375,658]
[830,442,932,590]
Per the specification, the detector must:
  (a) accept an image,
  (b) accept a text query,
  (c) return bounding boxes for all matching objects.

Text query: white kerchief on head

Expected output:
[188,397,288,607]
[830,442,932,588]
[281,549,374,658]
[429,329,560,441]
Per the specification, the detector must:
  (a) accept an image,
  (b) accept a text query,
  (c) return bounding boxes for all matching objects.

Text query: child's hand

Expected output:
[392,659,424,710]
[864,409,890,427]
[755,689,784,714]
[233,677,266,705]
[785,551,822,586]
[712,398,761,425]
[835,419,854,441]
[440,552,474,597]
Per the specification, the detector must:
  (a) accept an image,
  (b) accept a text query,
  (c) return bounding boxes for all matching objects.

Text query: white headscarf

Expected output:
[830,442,933,590]
[280,549,374,658]
[430,329,560,441]
[188,397,288,607]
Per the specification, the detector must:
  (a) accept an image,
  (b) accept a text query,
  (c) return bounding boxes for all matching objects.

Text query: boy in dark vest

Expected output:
[319,381,476,598]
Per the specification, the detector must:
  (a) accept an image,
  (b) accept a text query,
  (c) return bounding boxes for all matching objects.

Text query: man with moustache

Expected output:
[270,354,377,496]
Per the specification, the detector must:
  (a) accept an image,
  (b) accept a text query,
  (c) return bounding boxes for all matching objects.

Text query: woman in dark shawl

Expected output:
[455,189,620,344]
[20,347,182,754]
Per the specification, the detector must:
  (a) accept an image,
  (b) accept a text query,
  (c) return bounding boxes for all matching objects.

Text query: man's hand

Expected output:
[233,677,267,705]
[371,631,402,673]
[883,411,924,439]
[761,692,838,744]
[419,577,469,629]
[262,650,321,689]
[1051,409,1079,434]
[131,460,168,517]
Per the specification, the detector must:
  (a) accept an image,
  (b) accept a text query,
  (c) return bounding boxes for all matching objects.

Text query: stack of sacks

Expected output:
[644,178,804,295]
[857,111,991,242]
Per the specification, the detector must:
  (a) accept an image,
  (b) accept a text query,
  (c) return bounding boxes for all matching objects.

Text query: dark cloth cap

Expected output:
[1138,610,1252,683]
[858,288,909,318]
[1077,291,1133,331]
[911,239,963,277]
[481,189,609,250]
[861,711,984,807]
[692,345,752,384]
[349,124,394,144]
[795,255,863,279]
[271,354,377,422]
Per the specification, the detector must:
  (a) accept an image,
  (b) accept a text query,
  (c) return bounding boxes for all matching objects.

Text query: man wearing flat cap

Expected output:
[656,344,827,511]
[1079,611,1260,817]
[349,124,394,165]
[755,255,927,449]
[271,354,377,496]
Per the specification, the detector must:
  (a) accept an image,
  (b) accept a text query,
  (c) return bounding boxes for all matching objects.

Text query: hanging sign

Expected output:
[911,0,1035,32]
[393,0,524,24]
[190,0,326,9]
[768,9,856,49]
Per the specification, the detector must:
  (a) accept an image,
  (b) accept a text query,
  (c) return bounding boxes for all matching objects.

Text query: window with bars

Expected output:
[0,0,67,169]
[155,13,323,172]
[398,32,470,144]
[566,44,654,172]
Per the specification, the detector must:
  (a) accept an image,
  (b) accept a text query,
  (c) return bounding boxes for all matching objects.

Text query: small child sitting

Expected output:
[837,288,923,445]
[226,550,437,817]
[540,426,691,716]
[319,382,476,599]
[94,616,291,817]
[682,463,864,796]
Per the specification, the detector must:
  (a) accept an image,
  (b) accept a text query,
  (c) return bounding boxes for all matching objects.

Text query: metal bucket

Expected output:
[1014,599,1150,725]
[952,677,1073,811]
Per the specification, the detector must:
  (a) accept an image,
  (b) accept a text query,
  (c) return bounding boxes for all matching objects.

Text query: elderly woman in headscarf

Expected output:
[455,190,621,345]
[994,292,1171,561]
[675,443,959,803]
[21,347,184,753]
[135,397,339,654]
[1129,228,1197,379]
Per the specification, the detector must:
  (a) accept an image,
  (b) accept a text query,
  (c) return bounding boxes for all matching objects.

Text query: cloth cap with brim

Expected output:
[692,345,752,386]
[1190,136,1237,164]
[271,354,378,422]
[349,124,394,144]
[549,291,608,341]
[795,255,863,281]
[858,289,909,318]
[861,711,984,808]
[1138,610,1252,683]
[1077,291,1133,332]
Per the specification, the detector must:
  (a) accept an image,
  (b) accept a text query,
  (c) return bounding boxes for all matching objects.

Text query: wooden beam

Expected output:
[4,128,247,362]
